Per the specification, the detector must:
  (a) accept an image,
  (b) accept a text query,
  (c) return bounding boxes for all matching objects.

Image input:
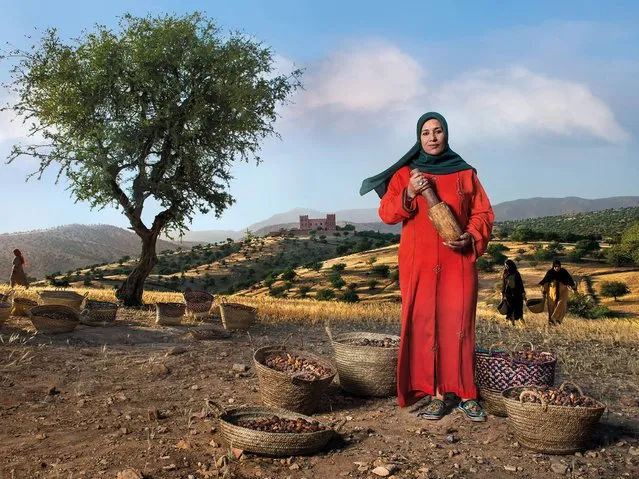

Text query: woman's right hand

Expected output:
[407,168,429,199]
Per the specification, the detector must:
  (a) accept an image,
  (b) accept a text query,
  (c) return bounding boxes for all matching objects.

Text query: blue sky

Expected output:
[1,1,638,233]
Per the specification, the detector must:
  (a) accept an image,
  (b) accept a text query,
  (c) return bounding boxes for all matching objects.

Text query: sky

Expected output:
[1,1,638,234]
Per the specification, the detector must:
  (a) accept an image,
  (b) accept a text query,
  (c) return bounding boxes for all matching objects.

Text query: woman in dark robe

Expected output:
[539,259,576,325]
[10,249,29,288]
[502,259,526,325]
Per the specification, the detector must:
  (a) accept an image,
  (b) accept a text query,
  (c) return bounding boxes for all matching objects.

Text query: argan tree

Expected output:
[2,13,301,305]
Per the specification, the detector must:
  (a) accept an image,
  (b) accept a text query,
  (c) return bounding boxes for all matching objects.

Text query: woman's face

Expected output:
[420,118,446,155]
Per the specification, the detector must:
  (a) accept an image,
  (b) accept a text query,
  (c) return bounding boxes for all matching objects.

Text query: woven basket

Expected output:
[80,300,119,327]
[37,290,87,311]
[220,302,257,330]
[28,305,80,334]
[0,301,11,323]
[207,401,335,456]
[183,291,214,318]
[254,345,336,415]
[475,342,556,416]
[1,289,15,303]
[478,387,508,417]
[503,383,605,454]
[155,302,186,326]
[12,297,38,317]
[526,298,545,313]
[327,329,400,397]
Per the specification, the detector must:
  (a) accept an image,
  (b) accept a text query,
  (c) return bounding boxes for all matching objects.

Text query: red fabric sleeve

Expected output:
[378,170,416,225]
[465,172,494,260]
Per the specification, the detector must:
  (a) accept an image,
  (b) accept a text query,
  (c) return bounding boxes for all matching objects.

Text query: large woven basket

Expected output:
[183,291,214,318]
[478,387,508,417]
[28,305,80,334]
[253,345,336,415]
[502,383,605,454]
[37,290,87,311]
[80,300,119,327]
[220,302,257,330]
[207,401,335,456]
[12,297,38,317]
[526,298,545,313]
[475,342,556,416]
[155,302,186,326]
[0,301,12,323]
[327,329,400,397]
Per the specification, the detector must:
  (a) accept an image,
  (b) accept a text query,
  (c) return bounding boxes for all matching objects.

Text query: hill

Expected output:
[0,224,181,280]
[39,229,401,294]
[496,206,639,241]
[492,196,639,221]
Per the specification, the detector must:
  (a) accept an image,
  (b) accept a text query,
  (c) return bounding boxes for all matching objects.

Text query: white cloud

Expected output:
[292,41,427,113]
[284,42,630,145]
[435,66,630,144]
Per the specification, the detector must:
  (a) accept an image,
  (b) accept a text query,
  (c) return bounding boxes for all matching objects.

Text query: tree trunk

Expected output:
[116,232,160,307]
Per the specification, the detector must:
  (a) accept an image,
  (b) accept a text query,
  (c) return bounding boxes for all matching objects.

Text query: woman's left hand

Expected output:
[444,232,473,252]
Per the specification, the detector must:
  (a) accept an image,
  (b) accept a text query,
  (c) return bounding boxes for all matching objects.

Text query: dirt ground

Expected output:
[1,311,638,479]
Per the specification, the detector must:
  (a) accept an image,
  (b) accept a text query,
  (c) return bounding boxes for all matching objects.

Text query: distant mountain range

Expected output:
[1,224,181,281]
[174,196,639,243]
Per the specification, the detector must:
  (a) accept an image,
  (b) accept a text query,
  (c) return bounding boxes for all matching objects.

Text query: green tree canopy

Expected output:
[2,12,301,305]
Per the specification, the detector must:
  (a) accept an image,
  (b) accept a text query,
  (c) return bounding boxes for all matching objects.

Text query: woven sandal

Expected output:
[457,399,487,422]
[417,399,446,420]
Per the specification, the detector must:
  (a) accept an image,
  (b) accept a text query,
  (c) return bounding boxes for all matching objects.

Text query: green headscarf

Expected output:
[359,112,474,198]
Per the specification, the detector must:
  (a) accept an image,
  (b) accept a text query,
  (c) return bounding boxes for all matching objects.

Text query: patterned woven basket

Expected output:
[526,298,545,313]
[28,305,80,334]
[12,297,38,317]
[220,302,257,330]
[502,383,605,454]
[254,345,336,415]
[475,342,556,416]
[80,300,119,327]
[0,301,11,323]
[37,290,88,311]
[183,291,214,318]
[207,401,336,456]
[155,302,186,326]
[327,327,400,397]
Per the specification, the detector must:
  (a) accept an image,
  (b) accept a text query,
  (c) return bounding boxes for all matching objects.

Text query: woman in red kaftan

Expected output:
[360,112,494,421]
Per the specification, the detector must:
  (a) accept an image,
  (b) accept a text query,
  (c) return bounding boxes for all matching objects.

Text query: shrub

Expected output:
[372,264,390,278]
[330,274,346,289]
[331,263,347,272]
[298,285,312,297]
[281,269,297,281]
[568,293,611,319]
[599,281,630,301]
[316,288,335,301]
[389,269,399,282]
[367,257,377,265]
[339,290,360,303]
[367,279,379,290]
[476,257,493,272]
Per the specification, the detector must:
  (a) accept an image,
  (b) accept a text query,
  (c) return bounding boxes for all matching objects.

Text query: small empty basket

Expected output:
[80,300,119,326]
[156,302,186,326]
[0,301,12,323]
[220,302,257,330]
[183,291,214,318]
